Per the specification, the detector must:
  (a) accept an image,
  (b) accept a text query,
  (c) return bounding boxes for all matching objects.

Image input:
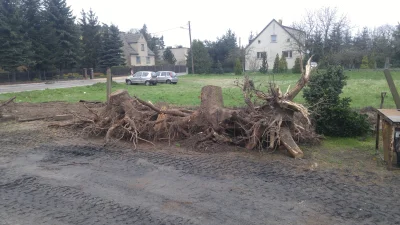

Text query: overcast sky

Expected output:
[66,0,398,48]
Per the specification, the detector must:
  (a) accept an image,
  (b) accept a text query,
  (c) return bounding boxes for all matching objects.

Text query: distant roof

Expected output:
[120,32,138,55]
[119,32,155,56]
[246,19,305,49]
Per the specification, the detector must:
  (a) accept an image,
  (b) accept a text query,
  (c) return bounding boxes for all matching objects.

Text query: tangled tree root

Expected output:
[51,57,321,158]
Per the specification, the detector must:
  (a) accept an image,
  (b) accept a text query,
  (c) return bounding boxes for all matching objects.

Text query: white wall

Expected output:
[245,20,302,71]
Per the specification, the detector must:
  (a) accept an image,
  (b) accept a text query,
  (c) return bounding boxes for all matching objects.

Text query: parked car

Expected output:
[155,71,178,84]
[126,71,157,86]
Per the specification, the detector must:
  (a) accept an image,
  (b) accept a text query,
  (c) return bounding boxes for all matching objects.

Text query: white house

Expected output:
[119,32,156,66]
[245,19,305,71]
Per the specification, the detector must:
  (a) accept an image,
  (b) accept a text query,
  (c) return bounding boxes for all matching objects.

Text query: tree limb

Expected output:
[284,55,314,101]
[134,97,189,117]
[0,96,16,107]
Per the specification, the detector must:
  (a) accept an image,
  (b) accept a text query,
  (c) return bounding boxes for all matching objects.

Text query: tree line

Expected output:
[186,29,245,74]
[292,7,400,69]
[0,0,128,78]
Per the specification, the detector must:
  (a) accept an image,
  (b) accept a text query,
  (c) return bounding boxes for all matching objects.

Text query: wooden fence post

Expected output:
[106,67,112,103]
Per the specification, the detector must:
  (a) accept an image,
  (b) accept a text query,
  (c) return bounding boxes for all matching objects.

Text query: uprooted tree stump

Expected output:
[52,57,319,158]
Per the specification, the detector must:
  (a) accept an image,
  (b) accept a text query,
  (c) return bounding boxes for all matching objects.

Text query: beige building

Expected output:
[119,32,155,66]
[158,47,189,65]
[245,19,305,71]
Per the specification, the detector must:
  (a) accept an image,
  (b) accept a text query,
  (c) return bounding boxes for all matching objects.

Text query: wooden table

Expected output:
[375,109,400,170]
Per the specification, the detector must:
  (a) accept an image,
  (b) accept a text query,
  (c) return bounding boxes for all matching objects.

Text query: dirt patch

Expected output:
[1,102,400,224]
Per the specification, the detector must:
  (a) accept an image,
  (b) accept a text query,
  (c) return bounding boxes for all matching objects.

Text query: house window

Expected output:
[146,57,150,64]
[141,44,144,51]
[258,40,261,44]
[257,52,266,59]
[287,38,290,42]
[282,51,293,58]
[136,56,141,64]
[271,35,277,42]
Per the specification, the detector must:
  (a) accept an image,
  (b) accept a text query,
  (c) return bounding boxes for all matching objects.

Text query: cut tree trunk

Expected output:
[280,126,304,158]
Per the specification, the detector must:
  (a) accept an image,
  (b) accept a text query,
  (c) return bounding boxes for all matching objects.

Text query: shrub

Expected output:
[292,57,301,74]
[234,58,243,75]
[272,54,280,73]
[93,72,105,77]
[278,54,288,73]
[259,52,268,74]
[215,60,224,74]
[360,56,369,69]
[303,65,370,137]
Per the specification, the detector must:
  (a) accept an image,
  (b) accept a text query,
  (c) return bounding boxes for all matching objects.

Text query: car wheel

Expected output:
[153,82,157,86]
[166,80,171,84]
[145,81,150,86]
[126,80,132,85]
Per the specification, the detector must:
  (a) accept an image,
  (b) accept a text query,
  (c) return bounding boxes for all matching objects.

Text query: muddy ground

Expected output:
[1,102,400,225]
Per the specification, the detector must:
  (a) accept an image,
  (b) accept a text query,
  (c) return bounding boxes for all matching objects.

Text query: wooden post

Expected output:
[106,68,112,103]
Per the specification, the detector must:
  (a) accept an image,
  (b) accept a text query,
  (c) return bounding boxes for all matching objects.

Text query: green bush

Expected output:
[278,55,288,73]
[234,58,242,75]
[259,52,268,74]
[303,65,370,137]
[215,60,224,74]
[272,54,280,73]
[360,56,369,69]
[292,57,301,74]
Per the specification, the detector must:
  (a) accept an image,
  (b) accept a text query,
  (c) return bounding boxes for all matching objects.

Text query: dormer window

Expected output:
[258,40,261,44]
[271,35,277,43]
[141,44,144,51]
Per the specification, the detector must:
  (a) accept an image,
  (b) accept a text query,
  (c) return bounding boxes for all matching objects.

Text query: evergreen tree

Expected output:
[98,24,125,69]
[393,24,400,66]
[79,8,101,69]
[234,58,242,75]
[162,47,176,65]
[278,54,288,73]
[215,60,224,74]
[360,55,369,69]
[21,0,45,71]
[272,54,280,73]
[368,52,376,69]
[186,39,212,74]
[292,57,301,74]
[303,66,369,137]
[0,0,32,75]
[259,52,268,74]
[43,0,81,71]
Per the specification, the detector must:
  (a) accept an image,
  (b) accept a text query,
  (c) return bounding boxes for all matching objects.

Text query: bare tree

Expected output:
[244,46,261,72]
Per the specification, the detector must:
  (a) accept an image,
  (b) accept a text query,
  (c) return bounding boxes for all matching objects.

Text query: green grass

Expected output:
[1,69,399,109]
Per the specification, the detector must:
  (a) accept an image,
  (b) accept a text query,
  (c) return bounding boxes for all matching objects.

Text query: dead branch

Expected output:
[284,55,314,101]
[0,96,16,107]
[134,97,189,117]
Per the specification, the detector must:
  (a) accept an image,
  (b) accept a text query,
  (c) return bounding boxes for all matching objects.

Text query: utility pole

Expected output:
[188,21,194,74]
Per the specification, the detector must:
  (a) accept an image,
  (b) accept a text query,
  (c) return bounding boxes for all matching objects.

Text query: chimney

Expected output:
[278,19,282,25]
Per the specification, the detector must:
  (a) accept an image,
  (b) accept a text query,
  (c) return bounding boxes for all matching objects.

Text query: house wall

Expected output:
[130,55,155,66]
[158,48,188,65]
[245,20,302,71]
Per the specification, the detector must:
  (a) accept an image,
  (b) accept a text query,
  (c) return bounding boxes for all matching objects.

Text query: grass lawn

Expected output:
[1,69,399,109]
